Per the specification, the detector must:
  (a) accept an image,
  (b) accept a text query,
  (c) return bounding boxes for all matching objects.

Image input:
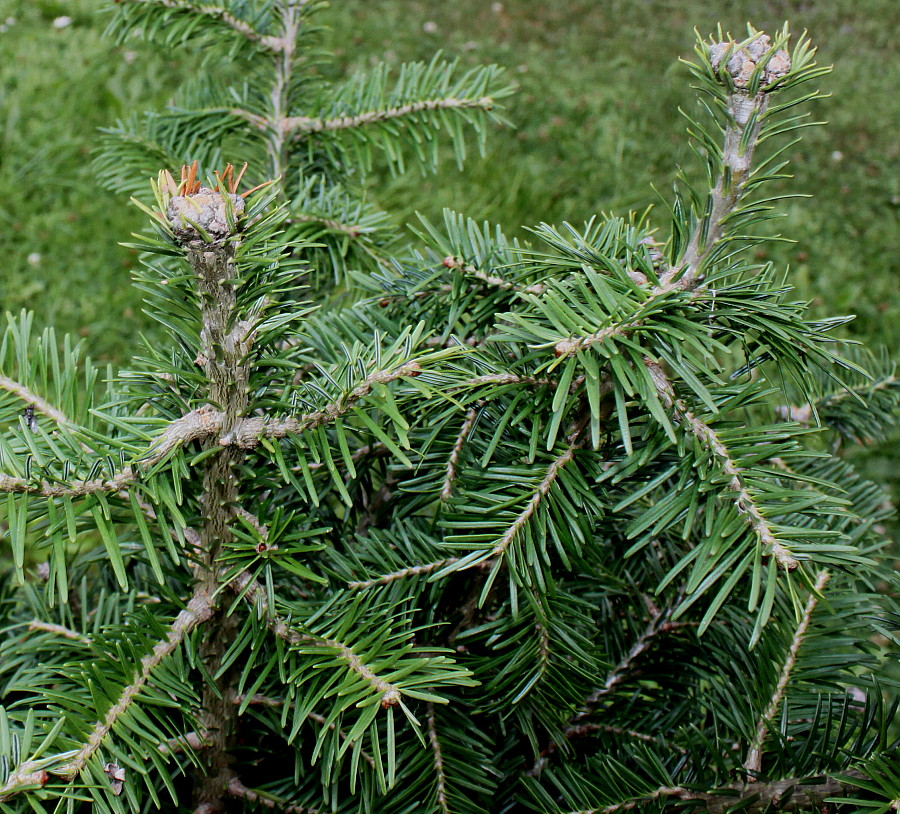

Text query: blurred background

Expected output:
[0,0,897,485]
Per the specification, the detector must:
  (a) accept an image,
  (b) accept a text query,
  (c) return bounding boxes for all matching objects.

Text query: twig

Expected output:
[0,374,69,425]
[114,0,285,51]
[441,256,546,296]
[27,620,90,644]
[227,777,322,813]
[180,198,252,812]
[232,506,270,546]
[441,406,480,500]
[490,443,579,562]
[530,607,673,776]
[426,703,450,814]
[265,1,301,183]
[228,107,269,129]
[0,469,135,497]
[0,374,203,546]
[219,362,422,448]
[586,785,694,814]
[743,570,830,773]
[283,97,496,138]
[347,557,461,590]
[776,372,899,426]
[0,591,214,802]
[553,309,655,358]
[645,359,798,570]
[158,731,209,757]
[564,771,866,814]
[557,42,787,359]
[145,405,225,462]
[576,608,668,708]
[233,572,402,708]
[0,375,135,496]
[59,592,214,779]
[774,403,813,425]
[0,405,226,496]
[656,36,785,293]
[464,373,557,388]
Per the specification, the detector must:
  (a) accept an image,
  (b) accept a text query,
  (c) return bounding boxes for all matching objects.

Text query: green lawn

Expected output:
[1,0,896,481]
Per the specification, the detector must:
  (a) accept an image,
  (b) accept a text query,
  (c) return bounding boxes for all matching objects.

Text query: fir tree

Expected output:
[0,13,899,814]
[94,0,512,284]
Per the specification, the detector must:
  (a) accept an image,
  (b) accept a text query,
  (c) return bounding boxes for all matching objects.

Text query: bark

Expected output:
[184,233,251,812]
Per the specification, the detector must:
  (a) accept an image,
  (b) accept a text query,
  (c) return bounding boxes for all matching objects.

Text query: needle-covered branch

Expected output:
[743,570,830,773]
[284,96,498,138]
[659,34,790,291]
[59,592,214,780]
[218,361,422,448]
[556,772,867,814]
[111,0,286,52]
[0,373,70,426]
[234,573,402,708]
[0,592,213,803]
[5,19,895,814]
[441,405,480,500]
[645,360,799,570]
[0,468,135,497]
[426,704,451,814]
[530,606,675,775]
[347,558,461,590]
[26,620,91,644]
[490,443,579,562]
[227,777,321,814]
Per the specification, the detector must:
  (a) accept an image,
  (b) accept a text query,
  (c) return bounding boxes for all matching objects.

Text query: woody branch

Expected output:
[658,34,790,292]
[0,591,213,803]
[554,37,792,360]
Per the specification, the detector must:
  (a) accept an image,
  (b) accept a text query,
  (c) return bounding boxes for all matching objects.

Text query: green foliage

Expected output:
[0,11,898,814]
[94,0,512,287]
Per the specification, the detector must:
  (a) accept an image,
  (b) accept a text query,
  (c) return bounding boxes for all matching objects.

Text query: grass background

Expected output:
[0,0,897,483]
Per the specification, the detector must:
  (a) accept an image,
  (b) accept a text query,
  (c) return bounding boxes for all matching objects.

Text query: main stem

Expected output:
[187,239,250,812]
[268,1,300,189]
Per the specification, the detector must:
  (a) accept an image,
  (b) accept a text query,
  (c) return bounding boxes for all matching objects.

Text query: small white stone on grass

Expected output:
[53,16,73,29]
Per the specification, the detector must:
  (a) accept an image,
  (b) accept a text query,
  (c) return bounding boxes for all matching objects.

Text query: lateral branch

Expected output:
[347,558,460,590]
[114,0,285,51]
[426,703,451,814]
[227,777,322,813]
[283,97,496,138]
[233,572,402,708]
[743,570,830,773]
[441,405,480,500]
[529,607,672,776]
[0,591,213,802]
[219,362,422,448]
[565,771,866,814]
[644,360,799,570]
[490,443,579,562]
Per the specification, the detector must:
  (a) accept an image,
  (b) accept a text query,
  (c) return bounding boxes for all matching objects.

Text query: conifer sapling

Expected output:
[0,15,898,814]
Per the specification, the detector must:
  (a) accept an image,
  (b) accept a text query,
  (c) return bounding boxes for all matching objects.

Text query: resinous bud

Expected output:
[167,188,246,243]
[709,34,791,90]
